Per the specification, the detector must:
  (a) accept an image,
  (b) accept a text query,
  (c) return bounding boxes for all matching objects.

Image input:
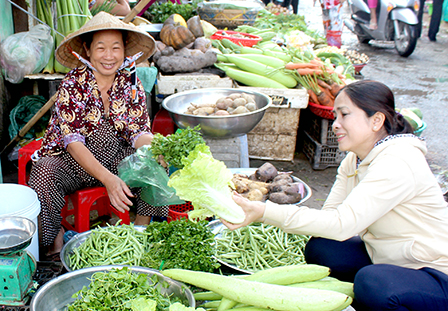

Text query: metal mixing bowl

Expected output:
[61,225,147,272]
[30,265,195,311]
[162,88,272,138]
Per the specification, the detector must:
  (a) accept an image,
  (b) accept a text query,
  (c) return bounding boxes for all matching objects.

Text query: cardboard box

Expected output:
[156,72,233,95]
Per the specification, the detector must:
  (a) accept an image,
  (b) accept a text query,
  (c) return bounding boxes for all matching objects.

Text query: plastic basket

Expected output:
[167,201,194,223]
[304,110,338,146]
[210,30,262,47]
[302,131,346,170]
[198,8,259,28]
[414,121,427,137]
[308,101,335,120]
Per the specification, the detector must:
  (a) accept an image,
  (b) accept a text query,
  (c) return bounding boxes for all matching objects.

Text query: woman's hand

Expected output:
[221,193,266,230]
[103,174,134,213]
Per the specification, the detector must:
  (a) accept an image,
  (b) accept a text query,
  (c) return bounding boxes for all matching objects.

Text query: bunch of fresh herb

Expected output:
[90,0,117,16]
[150,125,205,169]
[67,267,183,311]
[144,0,200,23]
[141,220,220,272]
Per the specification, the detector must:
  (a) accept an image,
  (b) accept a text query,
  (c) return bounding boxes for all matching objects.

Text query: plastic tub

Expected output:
[0,184,41,260]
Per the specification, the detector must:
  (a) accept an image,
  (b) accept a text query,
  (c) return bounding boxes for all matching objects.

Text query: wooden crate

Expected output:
[237,86,308,161]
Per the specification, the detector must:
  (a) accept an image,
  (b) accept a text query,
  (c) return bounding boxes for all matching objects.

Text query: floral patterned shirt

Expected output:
[35,66,151,158]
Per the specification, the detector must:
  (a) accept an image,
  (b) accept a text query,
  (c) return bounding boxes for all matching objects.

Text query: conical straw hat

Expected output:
[55,11,156,69]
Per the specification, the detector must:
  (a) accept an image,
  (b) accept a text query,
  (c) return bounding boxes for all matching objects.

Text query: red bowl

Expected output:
[210,30,262,47]
[308,101,335,120]
[353,63,367,74]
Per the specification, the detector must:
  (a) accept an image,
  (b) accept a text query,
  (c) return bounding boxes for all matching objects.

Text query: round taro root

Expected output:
[255,162,278,182]
[216,98,234,110]
[214,110,230,116]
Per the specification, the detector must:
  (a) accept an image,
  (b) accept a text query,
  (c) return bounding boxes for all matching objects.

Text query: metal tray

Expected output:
[208,219,253,275]
[229,168,312,205]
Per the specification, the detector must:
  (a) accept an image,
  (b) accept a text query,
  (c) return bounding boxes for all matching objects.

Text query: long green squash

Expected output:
[230,54,286,68]
[218,264,331,311]
[162,269,352,311]
[215,64,288,89]
[224,54,297,88]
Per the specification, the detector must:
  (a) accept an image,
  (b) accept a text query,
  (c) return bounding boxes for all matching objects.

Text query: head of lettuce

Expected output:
[167,144,245,224]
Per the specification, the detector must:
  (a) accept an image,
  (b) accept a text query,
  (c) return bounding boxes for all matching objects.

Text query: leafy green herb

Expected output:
[150,125,206,169]
[144,0,201,23]
[141,220,220,272]
[67,267,183,311]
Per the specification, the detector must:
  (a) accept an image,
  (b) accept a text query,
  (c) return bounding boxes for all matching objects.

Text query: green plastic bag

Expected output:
[117,146,184,206]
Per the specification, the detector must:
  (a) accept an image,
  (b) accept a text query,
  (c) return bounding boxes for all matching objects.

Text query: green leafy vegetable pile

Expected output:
[150,126,205,169]
[67,267,183,311]
[141,219,220,273]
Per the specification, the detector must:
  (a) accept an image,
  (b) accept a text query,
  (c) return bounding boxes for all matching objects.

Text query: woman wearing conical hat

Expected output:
[28,12,159,260]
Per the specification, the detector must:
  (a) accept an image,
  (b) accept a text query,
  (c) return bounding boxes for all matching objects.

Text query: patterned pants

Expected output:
[29,123,168,247]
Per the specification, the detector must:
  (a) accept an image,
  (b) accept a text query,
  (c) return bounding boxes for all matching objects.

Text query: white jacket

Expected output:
[262,136,448,274]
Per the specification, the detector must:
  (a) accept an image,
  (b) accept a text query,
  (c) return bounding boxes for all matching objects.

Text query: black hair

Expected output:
[339,80,414,135]
[81,29,128,49]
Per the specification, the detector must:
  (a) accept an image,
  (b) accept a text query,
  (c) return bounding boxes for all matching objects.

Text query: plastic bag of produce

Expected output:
[0,24,53,84]
[118,146,185,206]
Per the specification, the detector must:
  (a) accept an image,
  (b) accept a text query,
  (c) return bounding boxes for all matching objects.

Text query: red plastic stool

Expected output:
[151,107,176,137]
[61,187,130,233]
[18,139,43,185]
[18,139,130,233]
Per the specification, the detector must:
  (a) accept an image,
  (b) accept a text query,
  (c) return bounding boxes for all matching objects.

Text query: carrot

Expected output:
[310,58,325,66]
[296,68,324,76]
[316,84,334,107]
[317,79,332,90]
[285,62,320,70]
[308,89,319,104]
[329,81,343,97]
[319,84,335,101]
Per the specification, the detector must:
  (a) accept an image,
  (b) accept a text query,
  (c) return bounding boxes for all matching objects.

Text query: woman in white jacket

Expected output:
[223,80,448,310]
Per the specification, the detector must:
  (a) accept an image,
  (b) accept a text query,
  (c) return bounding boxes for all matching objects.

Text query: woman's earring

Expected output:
[373,126,377,130]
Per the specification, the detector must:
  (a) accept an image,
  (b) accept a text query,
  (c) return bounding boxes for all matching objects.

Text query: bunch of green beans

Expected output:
[215,223,310,272]
[69,224,152,270]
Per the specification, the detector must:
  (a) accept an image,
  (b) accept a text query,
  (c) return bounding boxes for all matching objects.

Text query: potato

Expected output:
[228,93,242,100]
[245,103,256,111]
[216,98,234,110]
[230,106,250,115]
[193,107,215,116]
[241,93,256,104]
[233,98,247,107]
[214,110,230,116]
[245,189,264,201]
[192,102,216,109]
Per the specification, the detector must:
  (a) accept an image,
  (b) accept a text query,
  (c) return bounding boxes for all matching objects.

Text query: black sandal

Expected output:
[43,252,61,262]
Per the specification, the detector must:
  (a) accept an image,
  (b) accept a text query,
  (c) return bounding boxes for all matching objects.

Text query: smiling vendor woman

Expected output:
[223,80,448,310]
[28,12,160,261]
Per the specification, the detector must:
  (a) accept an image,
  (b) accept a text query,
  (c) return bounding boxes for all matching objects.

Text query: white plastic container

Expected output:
[0,184,41,260]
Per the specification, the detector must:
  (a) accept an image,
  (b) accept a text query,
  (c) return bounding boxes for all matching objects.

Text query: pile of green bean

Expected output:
[69,224,151,270]
[214,223,310,272]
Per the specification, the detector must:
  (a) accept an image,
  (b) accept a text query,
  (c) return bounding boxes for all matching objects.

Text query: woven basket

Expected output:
[167,202,193,223]
[198,8,259,28]
[308,101,335,120]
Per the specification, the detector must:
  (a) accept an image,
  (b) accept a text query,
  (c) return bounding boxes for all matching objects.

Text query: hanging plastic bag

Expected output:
[0,24,53,84]
[117,146,184,206]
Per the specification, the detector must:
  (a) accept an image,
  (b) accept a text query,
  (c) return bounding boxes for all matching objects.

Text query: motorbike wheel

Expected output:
[394,21,417,57]
[357,35,371,44]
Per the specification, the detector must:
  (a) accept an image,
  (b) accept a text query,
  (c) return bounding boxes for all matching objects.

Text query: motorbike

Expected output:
[344,0,420,57]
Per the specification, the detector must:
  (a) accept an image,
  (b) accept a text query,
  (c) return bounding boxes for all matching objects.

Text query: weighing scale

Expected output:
[0,216,37,306]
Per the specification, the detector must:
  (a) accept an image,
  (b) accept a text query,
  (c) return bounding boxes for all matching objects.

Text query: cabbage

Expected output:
[168,146,245,224]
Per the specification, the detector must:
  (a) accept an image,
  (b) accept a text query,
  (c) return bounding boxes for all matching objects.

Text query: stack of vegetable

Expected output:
[162,265,354,311]
[154,14,217,73]
[67,220,219,272]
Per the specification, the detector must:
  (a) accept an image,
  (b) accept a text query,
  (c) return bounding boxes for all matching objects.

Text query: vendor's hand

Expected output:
[221,192,266,230]
[103,174,134,213]
[157,154,168,168]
